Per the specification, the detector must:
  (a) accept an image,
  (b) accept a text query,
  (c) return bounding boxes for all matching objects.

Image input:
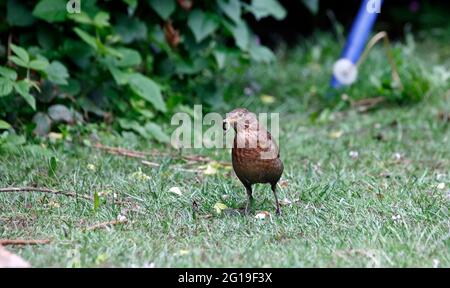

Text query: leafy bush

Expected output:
[0,0,287,140]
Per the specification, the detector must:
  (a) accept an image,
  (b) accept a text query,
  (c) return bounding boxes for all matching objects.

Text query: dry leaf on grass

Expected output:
[177,249,190,256]
[329,130,343,139]
[200,161,231,175]
[260,95,276,104]
[169,187,183,196]
[255,211,271,220]
[279,198,292,206]
[349,151,359,159]
[203,164,218,175]
[87,163,96,171]
[213,202,227,214]
[129,169,150,181]
[278,179,289,188]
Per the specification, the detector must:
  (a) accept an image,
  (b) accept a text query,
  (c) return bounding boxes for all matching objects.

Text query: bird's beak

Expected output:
[223,119,229,131]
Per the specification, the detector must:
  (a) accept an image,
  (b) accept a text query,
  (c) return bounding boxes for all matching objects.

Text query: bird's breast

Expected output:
[232,147,283,185]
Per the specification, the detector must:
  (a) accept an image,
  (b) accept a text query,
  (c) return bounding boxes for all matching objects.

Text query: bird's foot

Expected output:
[244,197,255,216]
[245,204,252,215]
[275,207,281,216]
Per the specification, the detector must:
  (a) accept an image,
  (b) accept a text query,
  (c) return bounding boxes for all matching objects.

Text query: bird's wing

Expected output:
[256,125,279,160]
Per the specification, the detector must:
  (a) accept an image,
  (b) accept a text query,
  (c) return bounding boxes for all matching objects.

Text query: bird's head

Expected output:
[223,108,257,131]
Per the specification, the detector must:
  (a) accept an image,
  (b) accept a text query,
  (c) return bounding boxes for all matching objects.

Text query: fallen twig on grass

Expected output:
[85,219,128,231]
[93,142,227,165]
[0,187,131,205]
[140,160,161,168]
[93,143,231,174]
[93,143,148,159]
[0,239,50,246]
[93,143,175,159]
[351,96,386,112]
[0,187,92,200]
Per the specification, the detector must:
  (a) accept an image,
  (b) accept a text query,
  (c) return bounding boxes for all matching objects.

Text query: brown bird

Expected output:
[223,108,284,215]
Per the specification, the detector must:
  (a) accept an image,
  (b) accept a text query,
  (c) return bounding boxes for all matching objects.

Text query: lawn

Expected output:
[0,34,449,267]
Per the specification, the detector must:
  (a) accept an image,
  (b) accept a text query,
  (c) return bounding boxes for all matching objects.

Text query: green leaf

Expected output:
[112,48,142,67]
[247,0,286,20]
[128,73,167,112]
[59,79,81,95]
[7,0,35,27]
[68,12,94,25]
[174,57,208,75]
[9,56,28,68]
[302,0,319,14]
[213,50,227,69]
[14,80,36,110]
[48,156,58,177]
[108,66,130,86]
[0,78,14,97]
[10,44,29,63]
[48,104,73,123]
[93,11,110,28]
[45,61,69,85]
[0,120,11,130]
[148,0,175,20]
[0,66,17,81]
[32,112,52,136]
[93,191,100,211]
[32,0,67,23]
[225,20,250,51]
[74,28,99,51]
[145,122,170,143]
[122,0,138,8]
[249,43,275,63]
[118,119,149,138]
[217,0,241,24]
[0,134,26,146]
[115,16,148,44]
[104,46,124,58]
[29,59,50,71]
[188,10,220,43]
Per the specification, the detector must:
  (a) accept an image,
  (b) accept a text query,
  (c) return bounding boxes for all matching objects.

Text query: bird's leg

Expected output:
[271,183,281,216]
[245,184,254,215]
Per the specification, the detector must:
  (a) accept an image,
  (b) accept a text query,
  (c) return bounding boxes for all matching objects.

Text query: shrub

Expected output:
[0,0,287,141]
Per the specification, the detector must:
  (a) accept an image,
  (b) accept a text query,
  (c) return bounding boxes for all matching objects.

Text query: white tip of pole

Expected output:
[333,58,358,86]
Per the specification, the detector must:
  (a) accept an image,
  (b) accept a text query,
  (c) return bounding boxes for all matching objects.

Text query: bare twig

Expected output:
[0,187,92,200]
[93,143,222,164]
[85,220,128,231]
[0,187,130,205]
[141,160,161,168]
[93,143,147,159]
[7,33,12,67]
[0,239,50,246]
[351,96,386,112]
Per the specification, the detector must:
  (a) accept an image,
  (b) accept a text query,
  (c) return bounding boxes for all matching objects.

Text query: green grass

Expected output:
[1,33,449,267]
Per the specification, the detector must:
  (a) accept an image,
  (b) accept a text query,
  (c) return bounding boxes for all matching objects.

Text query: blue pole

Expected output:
[331,0,384,88]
